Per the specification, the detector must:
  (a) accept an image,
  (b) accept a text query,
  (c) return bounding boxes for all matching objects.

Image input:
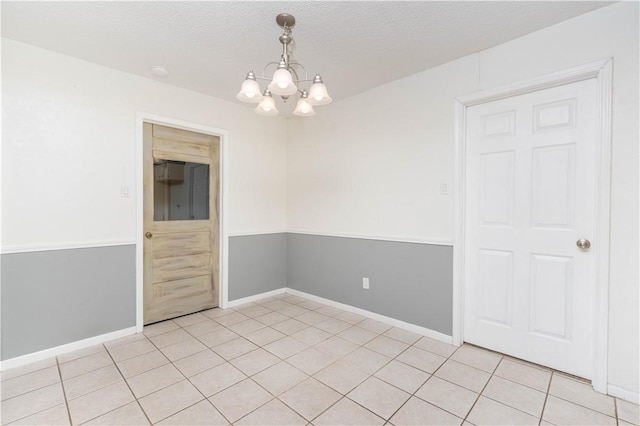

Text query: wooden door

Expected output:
[143,123,220,324]
[463,79,597,379]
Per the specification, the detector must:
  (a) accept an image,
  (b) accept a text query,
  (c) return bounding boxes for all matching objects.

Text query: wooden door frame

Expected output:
[135,113,229,332]
[452,59,613,393]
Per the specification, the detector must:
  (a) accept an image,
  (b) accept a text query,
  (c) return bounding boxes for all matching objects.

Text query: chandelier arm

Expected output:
[288,66,300,82]
[251,65,317,83]
[287,62,308,81]
[261,62,281,78]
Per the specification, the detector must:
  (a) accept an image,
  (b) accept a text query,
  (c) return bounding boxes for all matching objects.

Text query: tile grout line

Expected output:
[286,307,479,424]
[144,319,235,425]
[387,344,492,404]
[279,322,392,424]
[0,361,54,383]
[56,357,73,426]
[475,360,560,423]
[492,368,551,394]
[2,362,72,425]
[209,301,323,424]
[401,345,618,426]
[197,301,349,424]
[313,395,385,425]
[254,308,377,422]
[467,372,550,420]
[236,376,304,423]
[544,386,619,420]
[311,318,460,423]
[382,338,463,424]
[103,343,154,426]
[269,317,382,424]
[170,307,311,423]
[501,356,618,422]
[243,303,400,424]
[2,347,126,425]
[430,346,617,424]
[461,353,504,424]
[0,366,60,406]
[538,369,554,426]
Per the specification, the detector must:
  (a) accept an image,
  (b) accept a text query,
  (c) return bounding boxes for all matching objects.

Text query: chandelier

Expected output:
[236,13,332,117]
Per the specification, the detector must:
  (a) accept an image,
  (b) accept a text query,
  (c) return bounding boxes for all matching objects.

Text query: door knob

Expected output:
[576,239,591,250]
[145,232,153,239]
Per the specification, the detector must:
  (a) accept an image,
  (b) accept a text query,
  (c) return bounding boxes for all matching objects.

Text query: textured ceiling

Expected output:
[2,1,614,111]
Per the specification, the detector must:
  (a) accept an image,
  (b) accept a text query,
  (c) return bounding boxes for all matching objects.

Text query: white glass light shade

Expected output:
[268,68,298,96]
[236,78,263,103]
[255,94,279,116]
[307,81,332,105]
[293,97,316,117]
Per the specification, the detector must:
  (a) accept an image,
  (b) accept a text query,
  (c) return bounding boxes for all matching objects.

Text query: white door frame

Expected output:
[135,113,230,333]
[452,59,613,392]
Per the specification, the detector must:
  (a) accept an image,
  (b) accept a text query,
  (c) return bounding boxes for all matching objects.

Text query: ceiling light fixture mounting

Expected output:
[150,65,169,78]
[237,13,332,117]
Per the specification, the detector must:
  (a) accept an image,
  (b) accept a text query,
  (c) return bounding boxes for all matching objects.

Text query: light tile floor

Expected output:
[1,293,638,425]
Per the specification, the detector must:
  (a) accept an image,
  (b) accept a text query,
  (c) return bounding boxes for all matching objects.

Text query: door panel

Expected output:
[531,144,576,228]
[479,151,515,226]
[478,249,513,327]
[153,137,213,158]
[529,254,573,340]
[152,231,210,257]
[464,79,597,379]
[144,122,220,325]
[149,275,213,320]
[152,253,212,283]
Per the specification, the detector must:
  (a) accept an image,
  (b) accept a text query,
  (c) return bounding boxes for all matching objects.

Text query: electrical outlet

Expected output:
[363,277,370,289]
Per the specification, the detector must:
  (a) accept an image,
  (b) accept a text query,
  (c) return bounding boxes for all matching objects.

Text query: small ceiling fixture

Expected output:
[237,13,332,117]
[150,65,169,78]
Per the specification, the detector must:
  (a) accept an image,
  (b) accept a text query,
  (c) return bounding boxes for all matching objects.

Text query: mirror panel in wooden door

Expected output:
[143,123,220,325]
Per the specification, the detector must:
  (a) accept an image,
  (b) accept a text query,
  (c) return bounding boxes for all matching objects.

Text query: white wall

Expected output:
[1,39,288,250]
[287,2,638,398]
[287,54,478,243]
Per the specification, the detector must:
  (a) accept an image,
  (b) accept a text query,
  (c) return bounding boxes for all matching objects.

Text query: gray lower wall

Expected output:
[286,233,453,335]
[1,233,453,360]
[1,245,136,360]
[228,233,286,301]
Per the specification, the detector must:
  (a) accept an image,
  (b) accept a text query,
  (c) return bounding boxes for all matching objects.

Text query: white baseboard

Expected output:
[226,288,287,308]
[284,288,454,345]
[607,384,640,404]
[0,327,137,371]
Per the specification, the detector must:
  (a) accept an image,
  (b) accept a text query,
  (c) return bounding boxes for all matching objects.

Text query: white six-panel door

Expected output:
[464,79,597,379]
